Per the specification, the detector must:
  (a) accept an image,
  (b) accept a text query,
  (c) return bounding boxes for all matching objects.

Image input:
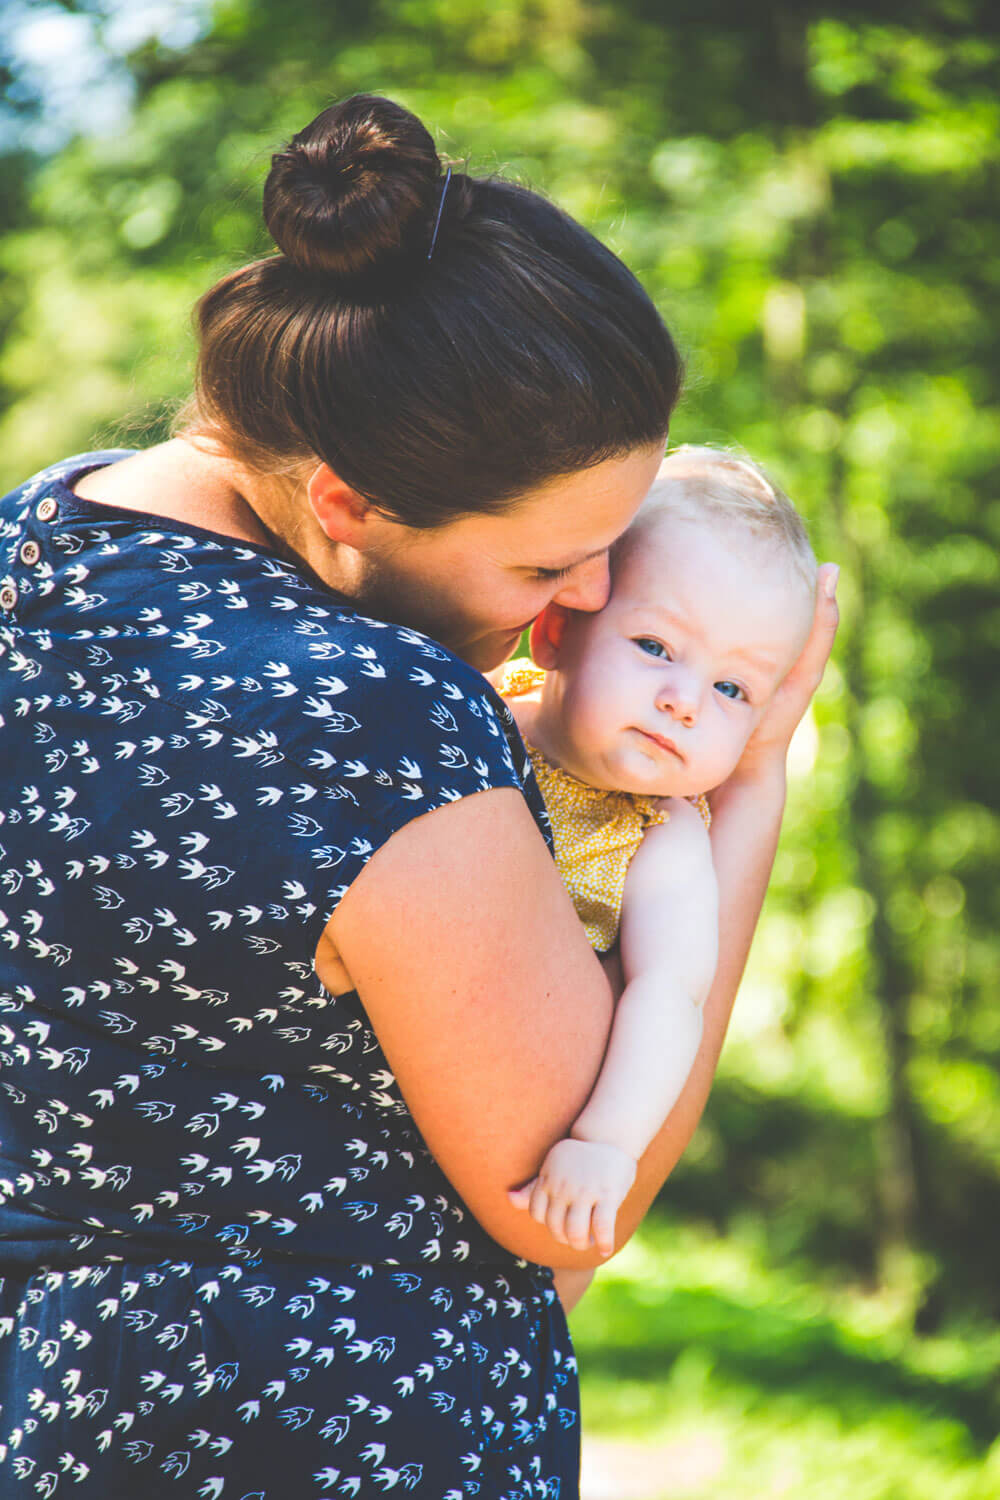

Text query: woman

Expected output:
[0,95,836,1497]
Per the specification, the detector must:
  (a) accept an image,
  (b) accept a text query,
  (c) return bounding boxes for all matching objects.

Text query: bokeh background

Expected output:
[2,3,998,1495]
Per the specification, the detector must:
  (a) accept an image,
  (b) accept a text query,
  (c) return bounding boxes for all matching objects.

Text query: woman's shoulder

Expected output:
[2,448,136,512]
[257,603,525,787]
[4,448,535,825]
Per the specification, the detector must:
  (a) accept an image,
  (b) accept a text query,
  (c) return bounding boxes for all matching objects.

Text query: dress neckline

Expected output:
[49,458,290,566]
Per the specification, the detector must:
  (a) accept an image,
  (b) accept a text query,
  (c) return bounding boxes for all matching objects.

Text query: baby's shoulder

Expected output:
[627,803,715,902]
[637,796,712,860]
[651,793,712,829]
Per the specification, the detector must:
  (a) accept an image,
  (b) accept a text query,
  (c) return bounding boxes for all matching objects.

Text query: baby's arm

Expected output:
[575,800,718,1156]
[509,799,718,1255]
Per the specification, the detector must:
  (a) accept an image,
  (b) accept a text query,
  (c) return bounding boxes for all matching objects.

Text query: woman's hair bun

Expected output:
[263,94,443,281]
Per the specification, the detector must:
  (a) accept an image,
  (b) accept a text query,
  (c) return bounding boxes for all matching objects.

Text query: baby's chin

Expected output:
[594,747,705,800]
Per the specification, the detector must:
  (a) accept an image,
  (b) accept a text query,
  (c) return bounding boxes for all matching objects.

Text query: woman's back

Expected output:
[0,452,576,1495]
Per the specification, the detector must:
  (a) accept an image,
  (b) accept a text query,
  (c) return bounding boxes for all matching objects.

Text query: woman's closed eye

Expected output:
[533,564,574,582]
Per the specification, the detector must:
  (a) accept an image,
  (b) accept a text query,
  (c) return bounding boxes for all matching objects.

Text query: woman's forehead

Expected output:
[491,446,665,555]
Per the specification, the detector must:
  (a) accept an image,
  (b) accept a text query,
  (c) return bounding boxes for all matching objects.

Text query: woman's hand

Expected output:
[728,562,839,785]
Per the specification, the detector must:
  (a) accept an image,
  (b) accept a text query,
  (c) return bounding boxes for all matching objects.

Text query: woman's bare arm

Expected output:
[329,772,775,1269]
[331,567,839,1268]
[329,786,617,1268]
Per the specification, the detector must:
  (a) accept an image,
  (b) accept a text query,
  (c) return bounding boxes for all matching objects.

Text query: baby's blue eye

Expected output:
[635,638,669,659]
[714,680,746,701]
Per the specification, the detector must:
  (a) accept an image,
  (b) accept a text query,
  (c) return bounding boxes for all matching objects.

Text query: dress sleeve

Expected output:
[271,616,543,922]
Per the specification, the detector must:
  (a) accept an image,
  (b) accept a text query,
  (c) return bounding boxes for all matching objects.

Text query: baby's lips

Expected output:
[636,727,682,759]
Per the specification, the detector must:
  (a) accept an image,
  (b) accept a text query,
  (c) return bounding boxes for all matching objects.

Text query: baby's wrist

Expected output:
[569,1120,637,1162]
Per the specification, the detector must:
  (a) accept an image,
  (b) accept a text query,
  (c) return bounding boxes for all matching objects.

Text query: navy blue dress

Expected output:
[0,454,578,1498]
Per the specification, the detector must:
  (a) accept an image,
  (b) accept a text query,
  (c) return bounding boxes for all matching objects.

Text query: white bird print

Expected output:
[319,1414,350,1442]
[278,1405,314,1429]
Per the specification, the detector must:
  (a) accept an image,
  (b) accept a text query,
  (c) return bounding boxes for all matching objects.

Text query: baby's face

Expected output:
[547,514,813,798]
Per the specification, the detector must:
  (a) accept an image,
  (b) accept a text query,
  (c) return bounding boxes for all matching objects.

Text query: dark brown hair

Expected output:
[189,94,682,526]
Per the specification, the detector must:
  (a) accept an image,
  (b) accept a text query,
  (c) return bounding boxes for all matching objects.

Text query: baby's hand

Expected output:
[507,1138,637,1257]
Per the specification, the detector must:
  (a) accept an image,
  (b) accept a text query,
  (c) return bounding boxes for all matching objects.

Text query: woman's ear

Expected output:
[307,463,374,545]
[530,603,570,669]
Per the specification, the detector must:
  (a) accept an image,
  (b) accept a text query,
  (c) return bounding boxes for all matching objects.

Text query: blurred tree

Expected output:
[1,0,997,1341]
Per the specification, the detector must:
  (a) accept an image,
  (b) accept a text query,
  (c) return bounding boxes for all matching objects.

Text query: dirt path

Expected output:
[580,1432,726,1499]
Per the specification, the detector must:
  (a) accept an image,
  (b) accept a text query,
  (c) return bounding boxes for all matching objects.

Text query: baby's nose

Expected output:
[656,671,700,726]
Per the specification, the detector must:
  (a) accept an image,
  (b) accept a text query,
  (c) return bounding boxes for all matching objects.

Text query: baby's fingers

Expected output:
[508,1180,537,1212]
[508,1179,551,1224]
[542,1189,573,1248]
[522,1179,564,1242]
[564,1195,598,1253]
[591,1197,618,1259]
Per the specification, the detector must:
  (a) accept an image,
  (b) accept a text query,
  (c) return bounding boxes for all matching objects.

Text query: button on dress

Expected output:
[0,454,577,1498]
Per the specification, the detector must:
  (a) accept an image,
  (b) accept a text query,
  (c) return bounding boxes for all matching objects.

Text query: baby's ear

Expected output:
[530,604,570,668]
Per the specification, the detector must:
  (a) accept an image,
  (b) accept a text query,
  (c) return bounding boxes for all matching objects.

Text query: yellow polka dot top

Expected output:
[500,659,711,952]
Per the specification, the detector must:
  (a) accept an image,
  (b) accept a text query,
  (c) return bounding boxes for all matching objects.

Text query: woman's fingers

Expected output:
[736,561,839,774]
[774,564,839,727]
[789,563,840,698]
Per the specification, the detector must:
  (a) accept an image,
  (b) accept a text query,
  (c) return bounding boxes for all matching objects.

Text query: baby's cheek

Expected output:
[711,719,757,783]
[573,692,617,762]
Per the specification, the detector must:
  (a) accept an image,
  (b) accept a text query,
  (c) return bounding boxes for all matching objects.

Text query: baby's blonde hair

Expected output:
[621,444,816,591]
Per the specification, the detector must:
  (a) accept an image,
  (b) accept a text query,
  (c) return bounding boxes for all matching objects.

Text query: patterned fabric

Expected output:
[0,455,577,1498]
[498,659,711,953]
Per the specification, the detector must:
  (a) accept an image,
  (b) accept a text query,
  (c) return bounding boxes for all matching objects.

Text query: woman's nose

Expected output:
[657,670,700,727]
[552,553,611,613]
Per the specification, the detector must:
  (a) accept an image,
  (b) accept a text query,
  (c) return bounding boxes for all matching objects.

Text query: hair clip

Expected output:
[427,167,453,261]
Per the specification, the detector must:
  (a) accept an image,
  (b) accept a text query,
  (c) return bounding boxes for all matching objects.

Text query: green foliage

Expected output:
[2,2,998,1485]
[572,1216,1000,1498]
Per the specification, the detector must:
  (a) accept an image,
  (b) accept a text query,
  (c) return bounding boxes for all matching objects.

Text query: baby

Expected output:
[501,445,818,1275]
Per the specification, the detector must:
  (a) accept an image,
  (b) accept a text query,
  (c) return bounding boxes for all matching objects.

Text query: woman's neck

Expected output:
[76,439,364,599]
